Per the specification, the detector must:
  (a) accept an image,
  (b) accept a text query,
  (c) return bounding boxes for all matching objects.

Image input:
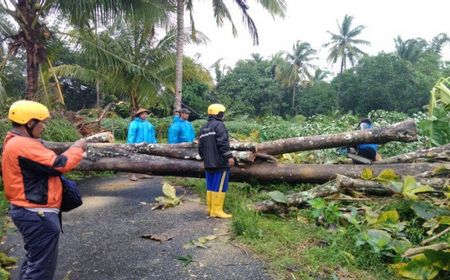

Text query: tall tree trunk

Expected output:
[336,56,345,108]
[95,80,101,108]
[174,0,184,111]
[19,0,40,100]
[291,85,296,115]
[25,43,39,100]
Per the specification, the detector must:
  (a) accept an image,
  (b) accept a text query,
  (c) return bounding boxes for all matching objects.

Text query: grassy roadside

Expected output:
[170,177,398,280]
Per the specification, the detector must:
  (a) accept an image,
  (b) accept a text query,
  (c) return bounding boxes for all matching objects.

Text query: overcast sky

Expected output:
[184,0,450,73]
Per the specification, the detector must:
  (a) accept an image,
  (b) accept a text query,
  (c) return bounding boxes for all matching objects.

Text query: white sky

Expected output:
[185,0,450,73]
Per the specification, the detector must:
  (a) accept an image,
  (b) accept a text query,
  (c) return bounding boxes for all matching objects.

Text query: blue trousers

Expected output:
[206,169,230,192]
[9,207,61,280]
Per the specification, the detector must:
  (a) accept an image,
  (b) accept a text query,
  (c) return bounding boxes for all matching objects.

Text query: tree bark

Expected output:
[257,119,418,155]
[378,144,450,164]
[72,153,439,184]
[402,242,450,258]
[20,0,41,100]
[174,0,184,110]
[32,142,257,164]
[84,132,114,143]
[336,175,396,195]
[0,146,441,185]
[96,80,101,108]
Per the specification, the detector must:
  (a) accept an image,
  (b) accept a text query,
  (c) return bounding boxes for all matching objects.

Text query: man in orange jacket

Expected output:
[2,100,87,280]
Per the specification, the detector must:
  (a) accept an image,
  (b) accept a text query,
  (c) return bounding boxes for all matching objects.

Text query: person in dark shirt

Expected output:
[198,104,235,218]
[352,118,382,162]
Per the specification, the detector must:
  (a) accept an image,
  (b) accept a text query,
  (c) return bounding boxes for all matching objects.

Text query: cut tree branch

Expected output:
[378,144,450,164]
[402,242,450,258]
[257,119,417,155]
[420,227,450,246]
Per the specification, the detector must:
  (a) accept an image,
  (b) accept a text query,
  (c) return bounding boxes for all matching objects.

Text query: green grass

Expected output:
[171,177,398,279]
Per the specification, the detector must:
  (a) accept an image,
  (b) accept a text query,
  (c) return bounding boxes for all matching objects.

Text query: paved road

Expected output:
[1,175,271,280]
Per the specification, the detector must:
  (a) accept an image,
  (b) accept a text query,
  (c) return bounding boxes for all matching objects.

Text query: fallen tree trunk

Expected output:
[378,143,450,164]
[75,153,440,184]
[257,119,417,155]
[0,132,115,155]
[336,175,396,195]
[3,120,418,164]
[36,119,419,162]
[40,142,258,163]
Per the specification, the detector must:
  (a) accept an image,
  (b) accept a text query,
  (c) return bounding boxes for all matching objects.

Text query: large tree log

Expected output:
[378,144,450,164]
[256,119,417,155]
[40,142,258,163]
[36,119,419,162]
[74,153,440,184]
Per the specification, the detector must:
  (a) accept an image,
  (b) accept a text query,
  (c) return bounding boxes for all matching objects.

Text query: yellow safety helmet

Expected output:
[8,100,50,124]
[208,104,226,115]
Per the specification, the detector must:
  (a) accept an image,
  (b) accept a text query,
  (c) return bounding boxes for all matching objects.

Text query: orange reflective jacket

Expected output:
[2,131,84,208]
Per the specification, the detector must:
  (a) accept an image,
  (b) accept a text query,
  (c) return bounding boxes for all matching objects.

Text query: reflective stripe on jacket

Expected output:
[2,132,84,208]
[168,117,195,144]
[127,118,157,144]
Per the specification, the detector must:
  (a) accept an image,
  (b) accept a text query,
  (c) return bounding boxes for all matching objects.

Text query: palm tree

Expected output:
[0,0,168,100]
[429,33,450,55]
[274,41,317,114]
[324,15,370,75]
[51,19,211,111]
[323,14,369,107]
[173,0,287,110]
[394,36,427,63]
[312,69,330,83]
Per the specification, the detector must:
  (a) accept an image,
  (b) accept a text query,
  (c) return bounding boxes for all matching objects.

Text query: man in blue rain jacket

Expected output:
[127,108,157,144]
[168,108,195,144]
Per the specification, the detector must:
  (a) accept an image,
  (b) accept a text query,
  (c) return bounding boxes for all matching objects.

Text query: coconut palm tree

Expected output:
[323,14,369,108]
[0,0,169,100]
[312,69,330,83]
[51,19,211,111]
[324,15,370,75]
[274,41,317,114]
[173,0,287,110]
[429,33,450,55]
[394,36,427,64]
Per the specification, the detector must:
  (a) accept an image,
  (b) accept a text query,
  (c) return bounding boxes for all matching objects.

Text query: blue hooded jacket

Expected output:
[127,117,157,144]
[168,116,195,144]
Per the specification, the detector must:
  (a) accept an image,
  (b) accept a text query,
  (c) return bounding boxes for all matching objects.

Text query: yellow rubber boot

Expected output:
[206,191,212,215]
[210,192,232,219]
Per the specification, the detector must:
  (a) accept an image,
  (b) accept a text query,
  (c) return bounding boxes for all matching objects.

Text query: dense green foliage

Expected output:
[216,58,291,117]
[215,50,448,118]
[297,81,336,116]
[338,54,435,114]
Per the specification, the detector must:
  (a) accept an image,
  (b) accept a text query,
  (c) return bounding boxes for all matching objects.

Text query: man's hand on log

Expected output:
[73,139,87,152]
